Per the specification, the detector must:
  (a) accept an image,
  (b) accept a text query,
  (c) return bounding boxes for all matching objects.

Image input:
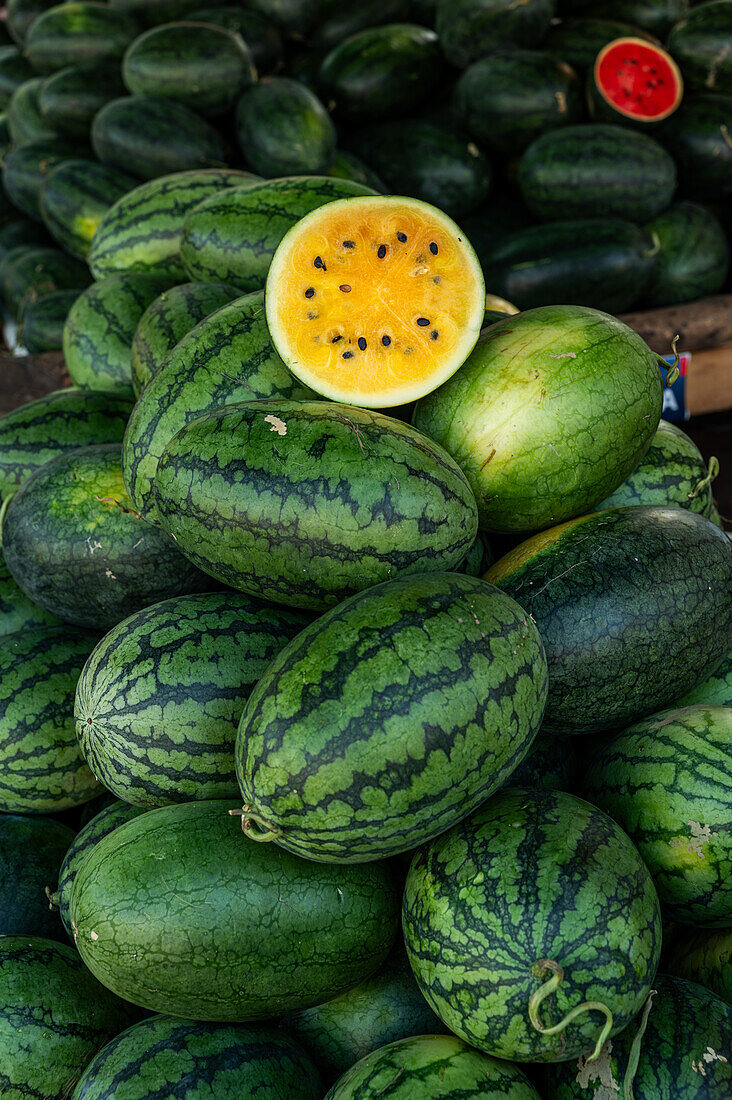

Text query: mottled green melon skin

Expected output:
[75,591,310,808]
[26,3,140,74]
[403,789,662,1062]
[155,405,480,611]
[63,273,172,396]
[412,305,662,533]
[0,626,102,814]
[0,386,132,499]
[40,158,137,261]
[584,705,732,926]
[123,290,313,521]
[2,443,210,632]
[71,1016,323,1100]
[324,1034,541,1099]
[235,77,336,177]
[542,975,732,1098]
[643,202,729,308]
[69,800,400,1020]
[668,928,732,1005]
[0,548,61,634]
[0,936,140,1100]
[88,168,259,282]
[0,814,74,939]
[487,507,732,733]
[130,280,241,397]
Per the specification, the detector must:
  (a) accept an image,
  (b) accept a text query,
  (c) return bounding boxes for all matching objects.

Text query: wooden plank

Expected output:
[687,342,732,417]
[620,294,732,354]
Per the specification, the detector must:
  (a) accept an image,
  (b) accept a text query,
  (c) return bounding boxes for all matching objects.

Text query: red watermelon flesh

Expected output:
[594,37,683,121]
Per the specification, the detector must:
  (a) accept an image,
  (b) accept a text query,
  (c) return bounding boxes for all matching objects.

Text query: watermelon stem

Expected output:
[528,959,613,1062]
[643,232,661,259]
[45,885,60,911]
[688,456,720,499]
[0,491,14,545]
[622,988,657,1100]
[658,334,680,387]
[228,805,281,843]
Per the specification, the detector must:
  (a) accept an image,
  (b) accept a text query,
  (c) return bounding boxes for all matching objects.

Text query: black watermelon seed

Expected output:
[304,287,315,298]
[429,242,438,255]
[397,232,407,242]
[342,351,354,359]
[417,317,430,326]
[433,275,441,284]
[377,244,387,258]
[339,284,351,293]
[343,240,355,249]
[430,330,439,340]
[314,256,326,270]
[332,335,343,343]
[358,337,367,350]
[382,334,391,346]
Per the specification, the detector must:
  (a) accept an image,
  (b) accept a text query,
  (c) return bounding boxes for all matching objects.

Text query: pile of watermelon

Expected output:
[0,2,732,1100]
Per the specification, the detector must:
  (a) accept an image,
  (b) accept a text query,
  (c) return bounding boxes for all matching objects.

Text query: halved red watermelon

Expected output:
[593,37,683,123]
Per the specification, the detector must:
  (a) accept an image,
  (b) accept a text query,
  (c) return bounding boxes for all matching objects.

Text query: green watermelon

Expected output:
[544,17,660,72]
[26,2,140,74]
[0,626,102,814]
[324,1035,541,1099]
[75,591,310,807]
[436,0,555,68]
[596,419,718,515]
[2,243,90,318]
[643,201,729,306]
[123,290,313,520]
[412,305,662,533]
[69,799,400,1019]
[668,928,732,1005]
[403,788,662,1061]
[317,23,445,121]
[519,123,677,223]
[40,158,138,260]
[109,0,222,25]
[677,647,732,707]
[17,287,78,352]
[122,21,255,117]
[667,1,732,95]
[0,547,61,634]
[88,167,257,281]
[6,0,60,44]
[2,443,210,631]
[38,63,126,138]
[0,217,51,263]
[0,813,74,938]
[541,974,731,1098]
[1,136,80,221]
[0,45,35,107]
[70,1016,323,1100]
[658,92,732,200]
[188,8,284,73]
[313,0,410,50]
[557,0,687,38]
[91,94,227,181]
[63,272,172,396]
[235,573,546,860]
[235,77,336,177]
[487,507,732,733]
[0,386,132,499]
[7,75,56,143]
[130,279,241,396]
[584,704,732,926]
[0,936,139,1100]
[179,175,376,291]
[154,405,481,610]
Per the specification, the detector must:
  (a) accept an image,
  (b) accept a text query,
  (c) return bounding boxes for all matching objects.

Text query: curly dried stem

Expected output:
[528,959,614,1063]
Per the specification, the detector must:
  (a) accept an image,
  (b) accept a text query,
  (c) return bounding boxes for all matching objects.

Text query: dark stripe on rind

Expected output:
[40,158,137,260]
[26,5,138,73]
[154,403,480,610]
[237,573,547,861]
[403,788,662,1063]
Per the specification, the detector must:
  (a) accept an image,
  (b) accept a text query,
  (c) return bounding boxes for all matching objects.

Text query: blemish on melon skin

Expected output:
[264,415,287,437]
[574,1040,620,1096]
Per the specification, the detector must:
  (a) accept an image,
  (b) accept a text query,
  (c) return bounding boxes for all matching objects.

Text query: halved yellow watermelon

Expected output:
[265,195,485,408]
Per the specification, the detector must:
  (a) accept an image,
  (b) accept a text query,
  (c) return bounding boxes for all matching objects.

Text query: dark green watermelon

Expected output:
[38,63,126,138]
[235,77,336,177]
[2,137,81,221]
[108,0,224,25]
[668,928,732,1006]
[643,201,729,306]
[2,443,210,631]
[487,507,732,733]
[0,547,61,635]
[557,0,687,37]
[0,44,35,108]
[436,0,555,68]
[313,0,410,51]
[17,287,78,352]
[40,158,138,260]
[6,0,60,45]
[122,21,256,117]
[70,799,400,1019]
[0,813,74,938]
[328,149,387,191]
[25,2,140,74]
[0,626,102,815]
[75,591,310,807]
[667,1,732,95]
[2,243,90,318]
[658,93,732,200]
[188,8,284,74]
[7,75,57,143]
[544,17,660,72]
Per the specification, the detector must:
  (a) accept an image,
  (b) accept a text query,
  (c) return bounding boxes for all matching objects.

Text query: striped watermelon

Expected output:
[403,788,662,1062]
[2,137,81,221]
[38,62,126,138]
[154,404,480,610]
[74,591,310,807]
[0,813,74,939]
[17,287,78,352]
[26,2,140,74]
[584,704,732,926]
[40,158,137,260]
[7,76,56,143]
[236,573,547,861]
[235,78,337,177]
[2,243,90,317]
[668,927,732,1005]
[678,647,732,707]
[0,626,102,814]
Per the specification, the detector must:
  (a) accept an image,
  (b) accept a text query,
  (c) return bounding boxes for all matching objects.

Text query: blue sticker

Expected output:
[660,351,690,423]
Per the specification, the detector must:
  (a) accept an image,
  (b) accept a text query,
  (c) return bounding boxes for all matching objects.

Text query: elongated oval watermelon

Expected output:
[541,974,731,1098]
[17,287,78,352]
[155,405,481,610]
[122,21,255,117]
[0,548,61,634]
[188,7,284,73]
[583,704,732,926]
[40,158,137,260]
[2,136,81,221]
[91,94,227,181]
[667,1,732,95]
[404,788,662,1062]
[486,507,732,733]
[658,92,732,200]
[643,200,729,306]
[123,290,313,520]
[130,279,241,396]
[412,305,662,533]
[179,175,376,291]
[26,2,140,74]
[63,272,172,395]
[0,386,132,498]
[38,62,126,137]
[0,626,102,814]
[71,1016,323,1100]
[324,1035,541,1099]
[519,123,677,222]
[75,591,310,807]
[235,77,337,177]
[2,243,90,317]
[0,814,74,939]
[0,936,139,1100]
[236,573,547,860]
[7,74,56,142]
[668,928,732,1005]
[88,167,258,281]
[70,799,400,1019]
[436,0,555,68]
[2,443,210,631]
